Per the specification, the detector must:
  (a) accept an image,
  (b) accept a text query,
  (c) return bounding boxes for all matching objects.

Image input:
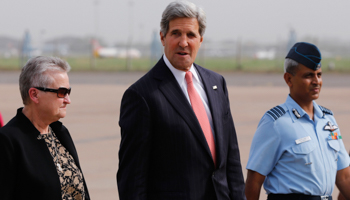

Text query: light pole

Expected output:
[91,0,99,69]
[126,0,134,70]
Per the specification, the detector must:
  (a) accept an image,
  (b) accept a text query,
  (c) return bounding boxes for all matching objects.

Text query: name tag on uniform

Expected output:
[295,136,311,144]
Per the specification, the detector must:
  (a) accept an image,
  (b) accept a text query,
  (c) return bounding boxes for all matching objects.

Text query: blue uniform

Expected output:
[247,95,349,196]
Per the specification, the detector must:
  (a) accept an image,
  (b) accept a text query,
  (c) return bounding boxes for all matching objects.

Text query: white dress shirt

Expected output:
[163,55,215,135]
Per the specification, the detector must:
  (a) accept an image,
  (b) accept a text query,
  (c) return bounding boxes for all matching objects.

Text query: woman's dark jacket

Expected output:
[0,108,90,200]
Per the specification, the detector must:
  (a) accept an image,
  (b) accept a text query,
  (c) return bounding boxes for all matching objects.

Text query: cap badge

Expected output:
[316,63,321,69]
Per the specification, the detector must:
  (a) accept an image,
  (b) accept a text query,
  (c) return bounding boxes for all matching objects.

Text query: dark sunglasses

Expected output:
[34,87,71,98]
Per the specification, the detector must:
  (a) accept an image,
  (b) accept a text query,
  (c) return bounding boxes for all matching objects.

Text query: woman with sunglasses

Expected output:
[0,56,90,200]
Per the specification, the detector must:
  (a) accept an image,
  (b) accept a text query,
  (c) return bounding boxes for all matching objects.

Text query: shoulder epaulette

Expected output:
[266,105,286,121]
[319,105,333,115]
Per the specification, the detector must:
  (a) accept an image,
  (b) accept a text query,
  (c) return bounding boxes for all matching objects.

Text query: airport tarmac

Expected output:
[1,71,350,199]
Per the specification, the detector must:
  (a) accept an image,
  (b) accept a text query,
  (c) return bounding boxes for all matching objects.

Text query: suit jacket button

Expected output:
[212,172,215,177]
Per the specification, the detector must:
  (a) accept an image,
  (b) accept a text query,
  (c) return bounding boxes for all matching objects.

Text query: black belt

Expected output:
[268,194,332,200]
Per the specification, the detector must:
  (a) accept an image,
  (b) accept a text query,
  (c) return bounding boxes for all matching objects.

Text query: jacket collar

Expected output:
[16,107,63,138]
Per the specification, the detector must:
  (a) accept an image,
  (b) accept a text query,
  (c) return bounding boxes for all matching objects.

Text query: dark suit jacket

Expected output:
[0,108,90,200]
[117,58,245,200]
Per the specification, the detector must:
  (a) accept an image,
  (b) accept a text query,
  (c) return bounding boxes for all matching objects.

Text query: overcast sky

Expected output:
[1,0,350,46]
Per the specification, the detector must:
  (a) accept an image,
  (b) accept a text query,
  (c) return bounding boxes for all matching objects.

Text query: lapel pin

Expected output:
[213,85,217,90]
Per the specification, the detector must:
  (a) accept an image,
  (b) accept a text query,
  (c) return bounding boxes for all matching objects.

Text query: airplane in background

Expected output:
[92,39,141,59]
[254,49,276,60]
[21,30,42,58]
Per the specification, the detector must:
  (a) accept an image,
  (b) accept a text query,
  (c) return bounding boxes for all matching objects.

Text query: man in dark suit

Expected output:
[117,1,245,199]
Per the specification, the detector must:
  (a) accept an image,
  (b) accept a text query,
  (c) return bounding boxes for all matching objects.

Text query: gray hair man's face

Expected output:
[160,17,203,72]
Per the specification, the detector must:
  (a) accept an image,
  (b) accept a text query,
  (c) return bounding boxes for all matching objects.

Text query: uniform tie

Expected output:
[185,71,216,166]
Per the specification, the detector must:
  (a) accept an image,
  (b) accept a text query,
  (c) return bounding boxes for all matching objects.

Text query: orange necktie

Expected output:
[185,71,216,166]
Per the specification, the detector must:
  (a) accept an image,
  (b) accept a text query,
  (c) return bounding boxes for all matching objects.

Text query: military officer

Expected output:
[245,42,350,200]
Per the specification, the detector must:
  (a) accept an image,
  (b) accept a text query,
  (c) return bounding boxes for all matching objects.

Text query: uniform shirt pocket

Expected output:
[327,140,340,169]
[292,141,316,172]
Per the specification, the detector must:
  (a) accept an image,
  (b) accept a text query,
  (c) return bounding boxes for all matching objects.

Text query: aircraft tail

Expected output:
[91,39,101,57]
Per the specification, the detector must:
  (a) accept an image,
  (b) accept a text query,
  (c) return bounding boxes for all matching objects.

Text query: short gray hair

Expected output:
[160,1,206,37]
[19,56,71,105]
[284,58,299,76]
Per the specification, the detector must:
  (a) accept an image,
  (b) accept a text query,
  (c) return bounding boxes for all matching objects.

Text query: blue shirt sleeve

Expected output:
[246,114,282,176]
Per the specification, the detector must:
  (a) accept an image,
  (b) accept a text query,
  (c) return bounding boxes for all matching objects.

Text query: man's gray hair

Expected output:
[19,56,71,105]
[160,0,206,37]
[284,58,299,76]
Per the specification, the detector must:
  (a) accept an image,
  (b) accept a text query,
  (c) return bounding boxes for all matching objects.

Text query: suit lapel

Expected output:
[152,59,212,158]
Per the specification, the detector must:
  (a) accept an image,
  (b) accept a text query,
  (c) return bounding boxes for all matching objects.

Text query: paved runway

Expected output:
[1,70,349,199]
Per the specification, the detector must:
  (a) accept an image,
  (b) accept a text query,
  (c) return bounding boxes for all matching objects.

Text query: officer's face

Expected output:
[286,64,322,104]
[160,17,203,72]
